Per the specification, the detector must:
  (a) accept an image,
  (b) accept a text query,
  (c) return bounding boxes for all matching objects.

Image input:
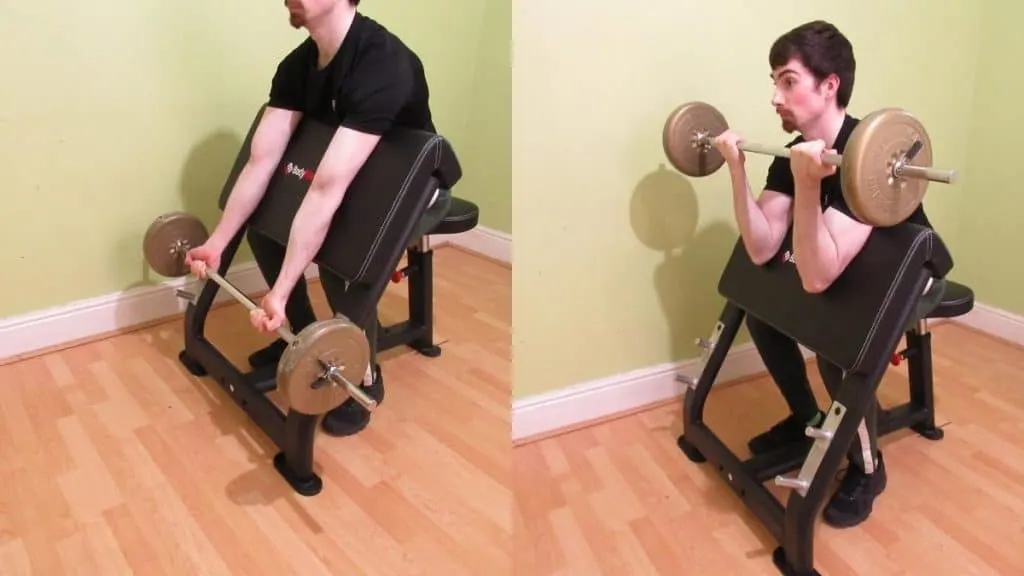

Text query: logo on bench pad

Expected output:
[283,162,315,182]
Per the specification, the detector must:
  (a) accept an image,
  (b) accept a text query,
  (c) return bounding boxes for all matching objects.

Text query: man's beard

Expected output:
[781,117,797,134]
[289,11,305,28]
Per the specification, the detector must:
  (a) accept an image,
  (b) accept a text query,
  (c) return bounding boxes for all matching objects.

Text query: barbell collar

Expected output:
[328,370,378,411]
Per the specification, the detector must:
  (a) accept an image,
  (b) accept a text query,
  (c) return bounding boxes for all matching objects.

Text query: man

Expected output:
[712,20,941,528]
[184,0,445,437]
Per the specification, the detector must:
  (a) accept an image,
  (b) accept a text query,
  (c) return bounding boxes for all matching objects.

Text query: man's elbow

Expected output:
[802,278,830,294]
[308,173,352,207]
[800,269,837,294]
[750,250,774,266]
[743,237,781,266]
[247,146,282,171]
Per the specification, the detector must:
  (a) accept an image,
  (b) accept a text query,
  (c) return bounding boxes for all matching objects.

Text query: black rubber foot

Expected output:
[913,424,944,441]
[414,344,442,358]
[272,452,323,496]
[771,547,820,576]
[677,435,706,463]
[178,350,208,377]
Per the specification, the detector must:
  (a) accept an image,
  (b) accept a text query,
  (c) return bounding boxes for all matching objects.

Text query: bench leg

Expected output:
[406,245,441,356]
[176,227,323,496]
[906,322,944,440]
[377,243,441,357]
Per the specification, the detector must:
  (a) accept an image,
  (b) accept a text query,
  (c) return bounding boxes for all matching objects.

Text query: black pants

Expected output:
[747,315,879,472]
[247,227,380,371]
[245,187,455,373]
[746,277,948,474]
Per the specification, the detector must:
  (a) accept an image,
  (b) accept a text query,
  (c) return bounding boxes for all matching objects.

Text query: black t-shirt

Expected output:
[763,114,931,229]
[267,13,435,135]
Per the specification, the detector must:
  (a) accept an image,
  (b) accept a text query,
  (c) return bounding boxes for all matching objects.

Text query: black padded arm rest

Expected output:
[217,105,463,284]
[717,223,953,376]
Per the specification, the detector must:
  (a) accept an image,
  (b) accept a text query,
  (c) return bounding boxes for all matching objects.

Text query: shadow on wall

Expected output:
[116,129,245,329]
[630,163,741,362]
[180,129,245,232]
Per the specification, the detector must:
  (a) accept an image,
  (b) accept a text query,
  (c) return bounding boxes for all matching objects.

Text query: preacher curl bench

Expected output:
[175,104,479,495]
[675,223,974,575]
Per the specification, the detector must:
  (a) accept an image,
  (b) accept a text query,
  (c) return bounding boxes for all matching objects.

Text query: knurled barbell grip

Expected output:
[204,269,295,344]
[201,269,378,411]
[737,141,957,184]
[706,138,957,184]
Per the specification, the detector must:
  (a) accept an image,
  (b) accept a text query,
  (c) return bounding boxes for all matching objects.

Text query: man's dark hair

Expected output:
[769,20,856,108]
[350,0,360,5]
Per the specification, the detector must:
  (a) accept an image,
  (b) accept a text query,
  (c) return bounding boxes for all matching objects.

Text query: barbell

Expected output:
[142,211,377,416]
[661,101,958,227]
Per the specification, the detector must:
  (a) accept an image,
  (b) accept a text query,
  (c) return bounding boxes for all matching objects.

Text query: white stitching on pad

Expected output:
[850,231,929,372]
[353,135,444,282]
[356,136,440,280]
[849,230,932,373]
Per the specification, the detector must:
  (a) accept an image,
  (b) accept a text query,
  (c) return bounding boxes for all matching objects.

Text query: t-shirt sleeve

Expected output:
[338,41,413,135]
[763,155,795,196]
[762,143,863,221]
[824,177,860,221]
[267,49,305,112]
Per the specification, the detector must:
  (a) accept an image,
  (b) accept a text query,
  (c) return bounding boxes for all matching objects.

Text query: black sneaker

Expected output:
[321,364,385,437]
[823,451,887,528]
[248,338,288,369]
[747,411,824,455]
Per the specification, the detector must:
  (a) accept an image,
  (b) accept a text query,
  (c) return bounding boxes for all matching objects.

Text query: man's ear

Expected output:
[822,73,840,99]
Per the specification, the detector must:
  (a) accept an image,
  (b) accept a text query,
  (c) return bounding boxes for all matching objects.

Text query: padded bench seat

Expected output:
[430,197,479,236]
[927,280,974,319]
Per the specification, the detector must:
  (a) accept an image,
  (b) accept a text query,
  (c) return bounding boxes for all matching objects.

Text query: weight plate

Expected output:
[841,108,932,227]
[278,315,370,415]
[663,101,729,177]
[143,211,210,277]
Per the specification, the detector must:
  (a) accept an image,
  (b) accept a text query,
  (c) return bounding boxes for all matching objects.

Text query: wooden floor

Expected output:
[6,246,1024,576]
[0,246,511,576]
[514,322,1024,576]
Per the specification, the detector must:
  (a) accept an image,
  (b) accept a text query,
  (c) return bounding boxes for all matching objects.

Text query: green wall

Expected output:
[0,0,507,320]
[512,0,984,398]
[5,0,1019,403]
[954,3,1024,315]
[457,0,512,235]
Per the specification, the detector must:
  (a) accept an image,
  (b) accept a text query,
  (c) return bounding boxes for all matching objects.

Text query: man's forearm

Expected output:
[792,178,840,292]
[208,158,279,249]
[729,165,778,264]
[272,186,349,297]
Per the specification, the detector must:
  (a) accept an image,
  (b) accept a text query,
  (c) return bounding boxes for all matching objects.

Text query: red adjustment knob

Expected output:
[890,352,902,366]
[391,270,404,283]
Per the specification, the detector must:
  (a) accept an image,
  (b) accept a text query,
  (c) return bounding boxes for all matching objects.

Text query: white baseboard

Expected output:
[432,225,512,264]
[955,302,1024,346]
[511,343,772,442]
[0,262,272,362]
[0,228,510,365]
[511,301,1024,443]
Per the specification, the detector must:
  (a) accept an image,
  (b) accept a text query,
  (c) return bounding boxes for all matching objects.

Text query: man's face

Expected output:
[285,0,337,29]
[769,58,837,134]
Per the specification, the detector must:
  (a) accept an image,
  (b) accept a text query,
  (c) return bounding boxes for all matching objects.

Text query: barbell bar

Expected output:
[143,211,377,415]
[662,101,959,227]
[724,138,955,184]
[197,267,377,412]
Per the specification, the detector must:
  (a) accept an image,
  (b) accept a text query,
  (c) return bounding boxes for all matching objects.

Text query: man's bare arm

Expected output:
[791,177,872,293]
[269,127,383,299]
[729,163,794,264]
[207,107,302,249]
